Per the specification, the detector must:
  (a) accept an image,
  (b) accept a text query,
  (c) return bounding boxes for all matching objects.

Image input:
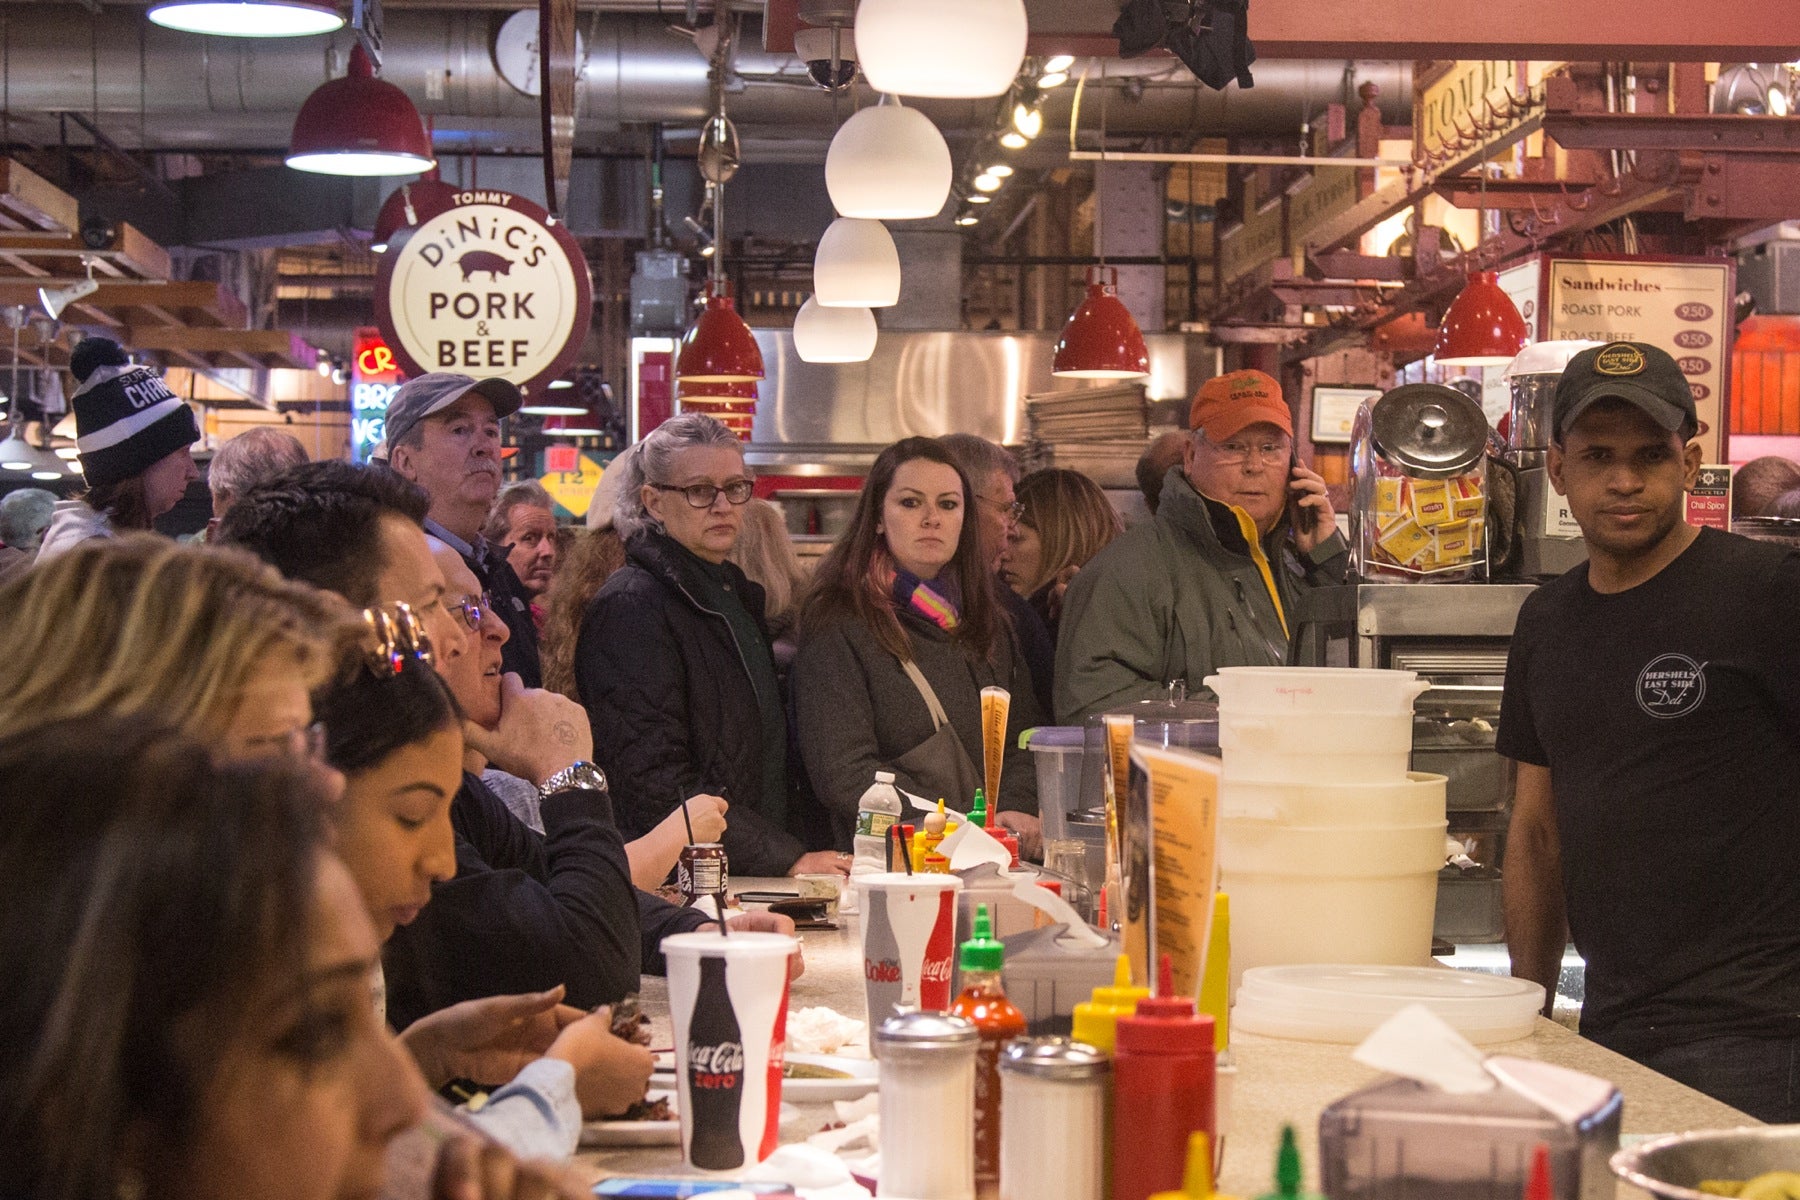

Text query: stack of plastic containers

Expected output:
[1202,667,1447,991]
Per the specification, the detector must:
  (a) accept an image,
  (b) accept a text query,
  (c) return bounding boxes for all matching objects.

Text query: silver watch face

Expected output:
[543,762,605,794]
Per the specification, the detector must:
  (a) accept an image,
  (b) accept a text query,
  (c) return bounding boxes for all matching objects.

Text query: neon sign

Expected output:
[351,327,404,463]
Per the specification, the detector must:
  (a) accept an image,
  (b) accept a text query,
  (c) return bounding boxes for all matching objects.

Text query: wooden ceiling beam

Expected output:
[0,159,77,235]
[127,326,320,371]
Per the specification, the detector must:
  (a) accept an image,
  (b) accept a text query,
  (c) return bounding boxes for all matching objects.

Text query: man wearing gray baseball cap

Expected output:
[1500,341,1800,1120]
[376,371,544,686]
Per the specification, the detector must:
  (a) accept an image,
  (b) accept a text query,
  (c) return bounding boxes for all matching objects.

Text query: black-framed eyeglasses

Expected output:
[650,479,756,508]
[450,592,496,632]
[363,602,435,677]
[977,493,1025,522]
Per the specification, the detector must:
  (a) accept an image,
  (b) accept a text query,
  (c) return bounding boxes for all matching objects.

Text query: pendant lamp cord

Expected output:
[1096,61,1107,275]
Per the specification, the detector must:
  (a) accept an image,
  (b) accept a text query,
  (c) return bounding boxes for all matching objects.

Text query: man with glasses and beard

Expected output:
[378,372,544,686]
[1055,370,1346,721]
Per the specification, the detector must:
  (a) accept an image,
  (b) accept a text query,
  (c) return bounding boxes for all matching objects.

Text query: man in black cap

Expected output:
[1501,341,1800,1120]
[377,371,543,686]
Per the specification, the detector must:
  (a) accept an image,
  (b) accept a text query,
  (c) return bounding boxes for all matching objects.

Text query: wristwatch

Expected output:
[537,760,608,800]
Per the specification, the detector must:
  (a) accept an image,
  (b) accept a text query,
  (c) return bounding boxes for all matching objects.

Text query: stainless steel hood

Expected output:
[741,328,1192,474]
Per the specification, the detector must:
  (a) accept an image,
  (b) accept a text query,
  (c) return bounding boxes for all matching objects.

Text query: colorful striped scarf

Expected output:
[889,566,961,633]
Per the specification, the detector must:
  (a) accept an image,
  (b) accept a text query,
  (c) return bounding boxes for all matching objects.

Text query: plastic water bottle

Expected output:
[853,770,904,874]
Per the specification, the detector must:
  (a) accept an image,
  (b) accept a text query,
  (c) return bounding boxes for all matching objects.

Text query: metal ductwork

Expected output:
[0,5,1410,155]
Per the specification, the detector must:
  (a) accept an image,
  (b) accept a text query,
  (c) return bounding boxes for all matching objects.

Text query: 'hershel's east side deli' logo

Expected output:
[375,189,593,395]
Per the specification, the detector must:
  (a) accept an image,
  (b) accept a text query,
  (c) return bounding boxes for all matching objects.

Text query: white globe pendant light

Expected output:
[856,0,1028,98]
[825,97,952,220]
[813,218,901,308]
[793,297,878,363]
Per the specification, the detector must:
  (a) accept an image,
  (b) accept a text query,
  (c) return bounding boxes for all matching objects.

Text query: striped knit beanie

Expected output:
[70,337,200,488]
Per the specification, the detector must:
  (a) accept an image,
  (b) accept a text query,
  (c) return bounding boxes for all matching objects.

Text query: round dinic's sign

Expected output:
[374,190,592,396]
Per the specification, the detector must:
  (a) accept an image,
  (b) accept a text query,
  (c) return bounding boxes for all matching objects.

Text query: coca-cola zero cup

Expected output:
[853,872,963,1037]
[662,930,799,1171]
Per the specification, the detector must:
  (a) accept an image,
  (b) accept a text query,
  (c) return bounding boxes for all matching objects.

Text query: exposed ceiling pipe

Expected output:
[0,5,1409,153]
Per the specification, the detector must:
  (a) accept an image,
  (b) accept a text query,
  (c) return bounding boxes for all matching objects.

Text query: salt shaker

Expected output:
[999,1038,1110,1200]
[874,1011,978,1200]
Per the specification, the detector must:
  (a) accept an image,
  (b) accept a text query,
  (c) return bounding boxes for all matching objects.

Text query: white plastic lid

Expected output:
[1502,339,1603,378]
[875,771,895,783]
[1232,964,1543,1046]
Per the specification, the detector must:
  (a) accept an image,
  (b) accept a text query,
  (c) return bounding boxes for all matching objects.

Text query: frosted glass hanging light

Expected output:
[813,218,901,308]
[825,96,952,220]
[856,0,1027,98]
[793,297,877,363]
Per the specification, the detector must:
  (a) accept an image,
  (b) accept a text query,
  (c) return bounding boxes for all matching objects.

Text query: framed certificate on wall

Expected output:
[1311,386,1380,444]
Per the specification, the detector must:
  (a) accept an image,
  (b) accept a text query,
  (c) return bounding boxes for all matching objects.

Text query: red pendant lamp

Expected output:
[370,176,458,253]
[287,44,435,177]
[676,281,765,385]
[679,378,758,439]
[1052,267,1150,379]
[1434,270,1529,367]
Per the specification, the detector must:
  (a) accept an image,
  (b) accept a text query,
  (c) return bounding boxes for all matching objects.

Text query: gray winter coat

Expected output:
[1053,466,1347,722]
[791,607,1042,846]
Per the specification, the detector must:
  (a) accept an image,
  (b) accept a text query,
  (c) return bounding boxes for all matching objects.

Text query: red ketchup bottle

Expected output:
[1111,954,1217,1200]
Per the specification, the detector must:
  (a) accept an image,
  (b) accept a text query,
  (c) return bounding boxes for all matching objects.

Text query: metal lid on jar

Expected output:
[874,1011,978,1056]
[1369,383,1490,478]
[999,1036,1111,1079]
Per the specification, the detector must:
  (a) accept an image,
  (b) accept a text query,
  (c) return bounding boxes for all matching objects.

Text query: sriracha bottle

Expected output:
[951,903,1026,1200]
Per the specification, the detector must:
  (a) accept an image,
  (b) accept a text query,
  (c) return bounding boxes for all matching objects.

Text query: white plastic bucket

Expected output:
[1221,772,1448,826]
[1024,727,1085,840]
[1220,820,1448,989]
[1204,667,1429,715]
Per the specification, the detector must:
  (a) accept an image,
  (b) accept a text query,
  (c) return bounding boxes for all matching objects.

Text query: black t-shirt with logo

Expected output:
[1498,527,1800,1057]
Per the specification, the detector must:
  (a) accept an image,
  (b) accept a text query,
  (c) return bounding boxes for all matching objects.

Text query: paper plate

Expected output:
[580,1092,804,1148]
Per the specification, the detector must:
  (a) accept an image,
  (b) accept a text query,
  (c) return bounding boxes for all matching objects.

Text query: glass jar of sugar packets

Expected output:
[1350,383,1498,583]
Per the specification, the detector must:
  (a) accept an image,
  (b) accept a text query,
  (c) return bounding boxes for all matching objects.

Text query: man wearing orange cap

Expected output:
[1053,369,1344,721]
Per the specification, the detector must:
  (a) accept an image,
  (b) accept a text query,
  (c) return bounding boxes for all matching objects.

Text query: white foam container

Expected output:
[1232,963,1545,1045]
[1221,772,1448,826]
[1205,667,1430,715]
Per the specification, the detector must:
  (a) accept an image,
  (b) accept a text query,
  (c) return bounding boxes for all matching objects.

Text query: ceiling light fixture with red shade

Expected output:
[1433,270,1529,367]
[287,44,435,177]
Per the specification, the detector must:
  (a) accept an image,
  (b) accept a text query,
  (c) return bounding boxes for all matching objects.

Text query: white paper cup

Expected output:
[853,872,963,1032]
[662,930,799,1171]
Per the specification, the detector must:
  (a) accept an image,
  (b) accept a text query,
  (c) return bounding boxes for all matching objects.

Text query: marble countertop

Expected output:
[576,881,1753,1194]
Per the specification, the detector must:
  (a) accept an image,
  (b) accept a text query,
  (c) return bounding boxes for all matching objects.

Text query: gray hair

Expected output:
[0,487,57,550]
[938,433,1019,487]
[208,428,309,507]
[483,479,555,544]
[613,413,744,540]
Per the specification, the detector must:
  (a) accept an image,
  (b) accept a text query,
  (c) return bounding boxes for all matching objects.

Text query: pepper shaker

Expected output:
[999,1037,1111,1200]
[874,1011,978,1200]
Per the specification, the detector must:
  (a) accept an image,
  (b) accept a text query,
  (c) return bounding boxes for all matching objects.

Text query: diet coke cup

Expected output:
[854,873,963,1035]
[662,930,799,1171]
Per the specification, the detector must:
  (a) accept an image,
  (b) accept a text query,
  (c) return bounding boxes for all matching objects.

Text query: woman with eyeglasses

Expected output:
[791,438,1043,851]
[576,414,844,879]
[1003,468,1124,644]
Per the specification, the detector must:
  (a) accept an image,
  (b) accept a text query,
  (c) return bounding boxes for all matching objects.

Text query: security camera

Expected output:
[794,27,856,92]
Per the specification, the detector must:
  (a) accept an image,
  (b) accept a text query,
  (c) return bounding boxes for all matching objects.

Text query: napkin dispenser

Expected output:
[997,922,1122,1036]
[1318,1055,1622,1200]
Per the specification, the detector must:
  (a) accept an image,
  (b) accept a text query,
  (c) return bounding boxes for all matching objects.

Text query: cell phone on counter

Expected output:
[593,1180,796,1197]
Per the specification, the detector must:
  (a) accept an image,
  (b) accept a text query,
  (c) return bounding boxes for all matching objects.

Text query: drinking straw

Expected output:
[679,793,696,844]
[893,822,914,875]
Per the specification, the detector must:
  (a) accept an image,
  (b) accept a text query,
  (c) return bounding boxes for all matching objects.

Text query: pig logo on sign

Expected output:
[457,251,515,282]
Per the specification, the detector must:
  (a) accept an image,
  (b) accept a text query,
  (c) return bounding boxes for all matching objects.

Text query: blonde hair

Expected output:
[1014,468,1123,596]
[0,535,358,741]
[728,499,808,625]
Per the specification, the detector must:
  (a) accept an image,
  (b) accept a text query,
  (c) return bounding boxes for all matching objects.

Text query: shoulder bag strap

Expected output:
[900,657,952,731]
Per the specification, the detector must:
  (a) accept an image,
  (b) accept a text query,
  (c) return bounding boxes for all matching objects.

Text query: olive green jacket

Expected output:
[1053,467,1347,723]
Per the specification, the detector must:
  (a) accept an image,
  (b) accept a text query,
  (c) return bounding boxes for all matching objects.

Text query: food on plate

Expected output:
[1698,1173,1800,1200]
[783,1061,855,1080]
[609,994,653,1047]
[617,1094,675,1123]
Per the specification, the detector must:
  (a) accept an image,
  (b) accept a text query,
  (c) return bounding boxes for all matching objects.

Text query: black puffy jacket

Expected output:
[575,531,806,877]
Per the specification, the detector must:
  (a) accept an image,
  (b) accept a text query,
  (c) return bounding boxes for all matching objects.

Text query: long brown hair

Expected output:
[1013,468,1123,595]
[83,476,154,531]
[540,527,628,700]
[799,437,1003,662]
